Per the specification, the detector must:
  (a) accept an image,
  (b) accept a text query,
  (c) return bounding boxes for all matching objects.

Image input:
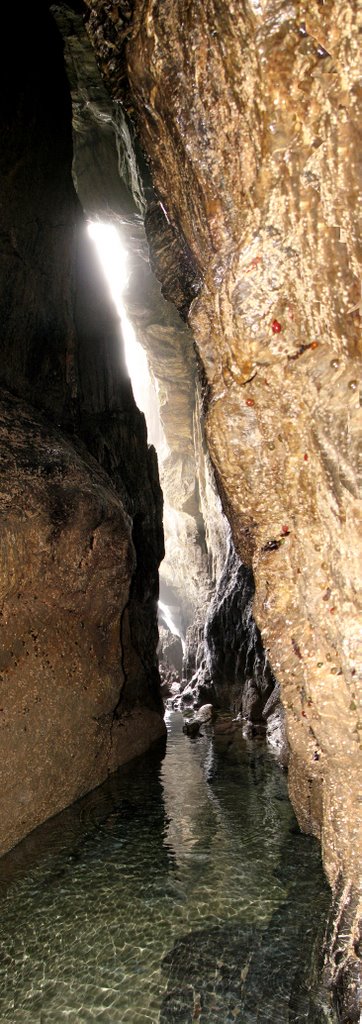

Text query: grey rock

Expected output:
[195,704,215,723]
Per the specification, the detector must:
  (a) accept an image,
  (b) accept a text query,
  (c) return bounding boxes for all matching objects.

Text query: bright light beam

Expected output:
[88,221,182,644]
[87,221,128,317]
[87,220,169,455]
[87,219,147,409]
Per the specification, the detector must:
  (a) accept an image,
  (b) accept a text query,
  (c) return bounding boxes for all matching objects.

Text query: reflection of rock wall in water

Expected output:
[84,0,361,1013]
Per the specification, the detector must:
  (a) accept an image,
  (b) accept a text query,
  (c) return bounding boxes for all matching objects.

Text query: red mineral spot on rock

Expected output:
[246,397,255,407]
[271,319,282,333]
[291,637,302,659]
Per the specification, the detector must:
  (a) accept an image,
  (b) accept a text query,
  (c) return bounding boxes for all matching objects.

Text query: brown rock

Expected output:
[0,390,165,854]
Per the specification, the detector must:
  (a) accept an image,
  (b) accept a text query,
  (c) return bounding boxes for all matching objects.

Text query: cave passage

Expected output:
[87,220,185,654]
[87,221,168,455]
[0,710,336,1023]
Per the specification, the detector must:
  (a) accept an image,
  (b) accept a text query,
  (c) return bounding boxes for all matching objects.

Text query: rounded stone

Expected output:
[195,704,215,723]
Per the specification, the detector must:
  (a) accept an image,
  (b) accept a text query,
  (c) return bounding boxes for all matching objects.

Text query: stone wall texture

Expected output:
[84,0,361,1013]
[0,2,165,854]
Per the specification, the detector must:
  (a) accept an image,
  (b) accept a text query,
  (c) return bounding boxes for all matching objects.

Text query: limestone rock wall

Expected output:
[0,2,165,854]
[84,0,361,1013]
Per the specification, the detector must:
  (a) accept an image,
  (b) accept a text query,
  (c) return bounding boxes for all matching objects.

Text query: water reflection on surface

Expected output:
[0,710,336,1022]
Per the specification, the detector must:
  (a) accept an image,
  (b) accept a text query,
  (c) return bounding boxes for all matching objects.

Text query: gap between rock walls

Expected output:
[0,3,359,1021]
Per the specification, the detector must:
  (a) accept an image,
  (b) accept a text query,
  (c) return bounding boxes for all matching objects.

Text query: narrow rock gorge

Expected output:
[0,1,360,1020]
[82,1,361,1016]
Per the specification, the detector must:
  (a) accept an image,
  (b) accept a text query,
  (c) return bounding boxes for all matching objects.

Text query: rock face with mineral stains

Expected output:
[0,3,165,854]
[84,0,361,1012]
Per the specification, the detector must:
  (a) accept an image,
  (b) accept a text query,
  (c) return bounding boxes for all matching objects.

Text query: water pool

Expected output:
[0,710,337,1023]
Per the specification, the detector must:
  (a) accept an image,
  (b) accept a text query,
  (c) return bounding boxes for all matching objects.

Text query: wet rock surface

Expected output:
[182,719,201,739]
[185,538,287,763]
[195,704,215,724]
[160,908,325,1024]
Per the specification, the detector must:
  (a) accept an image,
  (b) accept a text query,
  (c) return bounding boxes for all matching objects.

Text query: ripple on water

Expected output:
[0,711,336,1023]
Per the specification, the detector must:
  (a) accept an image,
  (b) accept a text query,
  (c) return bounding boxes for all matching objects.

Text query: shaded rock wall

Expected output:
[182,384,286,761]
[83,0,361,1014]
[186,537,286,762]
[0,2,165,853]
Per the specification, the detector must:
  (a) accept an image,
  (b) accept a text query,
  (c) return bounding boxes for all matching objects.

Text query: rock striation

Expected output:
[0,2,165,854]
[83,0,361,1014]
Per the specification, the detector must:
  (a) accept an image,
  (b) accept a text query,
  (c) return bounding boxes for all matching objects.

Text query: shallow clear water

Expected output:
[0,710,337,1023]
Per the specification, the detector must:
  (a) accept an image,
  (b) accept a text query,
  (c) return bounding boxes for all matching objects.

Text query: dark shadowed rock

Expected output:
[182,720,201,739]
[0,3,165,853]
